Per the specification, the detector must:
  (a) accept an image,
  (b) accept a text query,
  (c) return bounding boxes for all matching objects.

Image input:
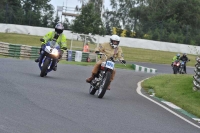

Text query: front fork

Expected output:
[41,56,53,69]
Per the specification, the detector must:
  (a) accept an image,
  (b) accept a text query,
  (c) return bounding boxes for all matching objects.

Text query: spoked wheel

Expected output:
[40,59,50,77]
[97,71,111,98]
[89,85,96,95]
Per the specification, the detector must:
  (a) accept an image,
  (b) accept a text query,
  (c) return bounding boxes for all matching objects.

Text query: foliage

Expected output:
[1,0,200,46]
[71,3,105,36]
[0,0,56,27]
[102,0,200,45]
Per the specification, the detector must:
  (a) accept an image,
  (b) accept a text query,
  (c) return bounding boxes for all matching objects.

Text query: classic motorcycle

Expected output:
[38,39,60,77]
[89,52,125,98]
[172,60,180,74]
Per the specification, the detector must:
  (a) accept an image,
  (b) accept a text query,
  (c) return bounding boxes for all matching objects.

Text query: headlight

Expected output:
[52,50,59,57]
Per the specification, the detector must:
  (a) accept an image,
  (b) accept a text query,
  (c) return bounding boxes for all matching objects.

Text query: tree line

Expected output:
[1,0,200,45]
[0,0,70,29]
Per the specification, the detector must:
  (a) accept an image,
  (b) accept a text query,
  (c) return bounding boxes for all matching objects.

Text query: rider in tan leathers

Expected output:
[86,35,126,90]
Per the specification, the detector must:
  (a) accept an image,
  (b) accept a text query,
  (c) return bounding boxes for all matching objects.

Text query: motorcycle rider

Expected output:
[179,53,190,73]
[86,35,126,90]
[35,23,67,71]
[171,53,180,67]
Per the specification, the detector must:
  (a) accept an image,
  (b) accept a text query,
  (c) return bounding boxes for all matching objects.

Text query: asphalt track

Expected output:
[0,58,199,133]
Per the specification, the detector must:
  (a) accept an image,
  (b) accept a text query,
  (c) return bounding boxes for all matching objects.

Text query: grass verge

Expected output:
[141,74,200,117]
[0,33,197,66]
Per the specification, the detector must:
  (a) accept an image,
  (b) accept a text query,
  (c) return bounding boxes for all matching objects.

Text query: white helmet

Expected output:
[110,35,120,49]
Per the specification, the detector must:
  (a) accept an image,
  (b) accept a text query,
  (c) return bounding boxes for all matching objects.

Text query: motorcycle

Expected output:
[179,60,190,74]
[172,60,180,74]
[179,61,186,74]
[38,39,60,77]
[89,52,126,98]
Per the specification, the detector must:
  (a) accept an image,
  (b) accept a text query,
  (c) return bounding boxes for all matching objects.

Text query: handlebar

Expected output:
[96,51,126,66]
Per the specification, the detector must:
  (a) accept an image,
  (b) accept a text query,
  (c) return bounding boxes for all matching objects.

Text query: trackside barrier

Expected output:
[0,42,96,62]
[0,42,40,59]
[132,64,157,74]
[193,57,200,91]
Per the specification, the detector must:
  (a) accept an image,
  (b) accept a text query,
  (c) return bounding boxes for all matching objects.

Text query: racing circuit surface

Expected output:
[0,58,199,133]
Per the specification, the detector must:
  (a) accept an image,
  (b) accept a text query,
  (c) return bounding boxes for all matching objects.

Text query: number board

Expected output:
[105,61,115,70]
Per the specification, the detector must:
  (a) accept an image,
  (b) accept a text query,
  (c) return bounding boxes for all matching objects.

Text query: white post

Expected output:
[70,33,74,50]
[97,34,100,48]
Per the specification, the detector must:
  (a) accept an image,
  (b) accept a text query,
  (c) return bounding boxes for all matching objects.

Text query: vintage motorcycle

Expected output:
[89,52,125,98]
[38,39,60,77]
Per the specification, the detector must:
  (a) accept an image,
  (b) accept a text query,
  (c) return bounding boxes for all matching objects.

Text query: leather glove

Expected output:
[121,60,126,64]
[62,47,67,50]
[40,38,45,42]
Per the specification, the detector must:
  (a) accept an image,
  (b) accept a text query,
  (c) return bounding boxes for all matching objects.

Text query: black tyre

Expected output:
[179,68,182,74]
[180,68,184,74]
[97,71,111,98]
[89,85,96,95]
[40,59,50,77]
[173,66,178,74]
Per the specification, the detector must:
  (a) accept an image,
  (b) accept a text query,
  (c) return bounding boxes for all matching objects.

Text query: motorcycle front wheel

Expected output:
[89,85,96,95]
[173,66,178,74]
[97,71,111,98]
[40,59,50,77]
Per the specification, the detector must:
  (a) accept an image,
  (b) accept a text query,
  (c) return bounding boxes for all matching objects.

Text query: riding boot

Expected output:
[35,47,43,63]
[53,65,57,71]
[107,81,111,90]
[86,73,96,83]
[35,57,40,62]
[52,60,58,71]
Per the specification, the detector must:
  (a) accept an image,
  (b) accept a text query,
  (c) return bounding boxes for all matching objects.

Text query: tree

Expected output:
[88,0,104,16]
[71,3,104,35]
[41,4,54,27]
[0,0,23,24]
[63,18,70,30]
[50,12,60,28]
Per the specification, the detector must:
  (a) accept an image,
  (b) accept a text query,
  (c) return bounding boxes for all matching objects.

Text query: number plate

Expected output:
[105,61,115,70]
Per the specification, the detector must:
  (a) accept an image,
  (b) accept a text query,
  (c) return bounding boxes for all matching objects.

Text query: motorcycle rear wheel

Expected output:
[40,59,50,77]
[97,71,111,98]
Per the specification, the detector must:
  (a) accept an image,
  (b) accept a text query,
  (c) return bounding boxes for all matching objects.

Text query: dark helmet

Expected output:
[55,23,64,34]
[183,53,187,57]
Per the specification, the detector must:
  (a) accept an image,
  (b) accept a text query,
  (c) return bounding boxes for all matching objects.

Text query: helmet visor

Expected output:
[112,40,119,45]
[55,29,63,34]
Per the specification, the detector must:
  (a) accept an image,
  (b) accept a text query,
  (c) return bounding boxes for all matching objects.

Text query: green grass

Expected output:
[0,33,197,66]
[0,55,7,58]
[142,74,200,117]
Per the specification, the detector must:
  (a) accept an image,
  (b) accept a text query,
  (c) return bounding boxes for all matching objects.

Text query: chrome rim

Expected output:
[89,85,93,93]
[98,77,106,96]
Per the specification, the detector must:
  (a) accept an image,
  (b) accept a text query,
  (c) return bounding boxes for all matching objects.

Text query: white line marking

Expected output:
[193,118,200,123]
[136,79,200,129]
[161,101,181,110]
